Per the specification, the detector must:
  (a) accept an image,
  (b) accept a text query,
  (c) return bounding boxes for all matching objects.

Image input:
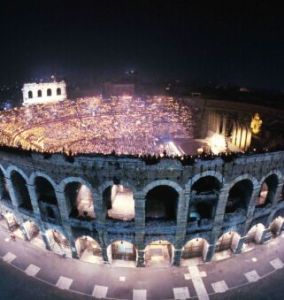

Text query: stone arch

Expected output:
[75,236,102,263]
[29,171,57,189]
[56,87,61,95]
[270,216,284,236]
[60,177,95,220]
[37,90,42,97]
[214,231,241,254]
[107,240,137,265]
[98,179,137,194]
[21,220,46,249]
[45,229,72,257]
[22,220,40,240]
[31,172,60,223]
[47,88,52,96]
[2,211,19,231]
[188,175,222,222]
[143,180,182,222]
[259,170,283,186]
[257,171,281,207]
[6,165,29,182]
[245,223,266,245]
[226,174,258,192]
[144,240,175,267]
[225,177,255,214]
[142,179,183,196]
[10,170,33,211]
[33,175,58,205]
[181,237,210,262]
[0,165,11,202]
[100,180,136,221]
[189,171,224,188]
[28,90,33,98]
[145,185,179,221]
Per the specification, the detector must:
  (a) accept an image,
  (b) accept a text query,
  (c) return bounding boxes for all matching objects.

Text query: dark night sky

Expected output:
[0,0,283,89]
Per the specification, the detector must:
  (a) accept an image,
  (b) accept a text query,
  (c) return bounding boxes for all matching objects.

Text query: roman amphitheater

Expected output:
[0,86,284,271]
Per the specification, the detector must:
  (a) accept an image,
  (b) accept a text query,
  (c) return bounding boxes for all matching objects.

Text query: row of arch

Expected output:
[28,87,62,99]
[1,210,283,267]
[0,166,283,225]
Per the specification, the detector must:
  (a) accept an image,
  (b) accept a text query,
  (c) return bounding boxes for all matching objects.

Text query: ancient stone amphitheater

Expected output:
[0,96,284,268]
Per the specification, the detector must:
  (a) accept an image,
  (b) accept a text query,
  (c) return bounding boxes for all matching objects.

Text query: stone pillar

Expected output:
[204,244,215,262]
[69,239,78,259]
[232,236,246,254]
[26,184,41,217]
[101,246,109,263]
[244,183,262,232]
[5,177,19,208]
[261,228,272,243]
[20,224,29,241]
[134,192,145,248]
[272,183,284,206]
[62,223,78,258]
[173,249,182,266]
[247,183,261,217]
[213,186,230,228]
[94,193,105,224]
[55,190,69,224]
[41,231,51,250]
[98,231,109,263]
[136,249,145,267]
[174,190,190,266]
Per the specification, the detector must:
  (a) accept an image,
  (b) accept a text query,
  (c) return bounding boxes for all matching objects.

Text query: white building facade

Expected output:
[22,81,67,106]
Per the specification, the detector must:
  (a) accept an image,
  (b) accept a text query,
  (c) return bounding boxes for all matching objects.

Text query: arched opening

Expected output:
[103,184,135,221]
[181,238,209,266]
[28,90,33,98]
[144,240,174,267]
[35,177,60,223]
[107,240,137,267]
[0,169,11,204]
[145,185,178,221]
[47,88,52,96]
[45,229,72,257]
[37,90,42,97]
[65,182,95,220]
[243,223,265,251]
[270,217,284,236]
[214,231,241,260]
[56,87,61,95]
[191,176,221,194]
[11,171,33,211]
[22,221,45,249]
[75,236,102,264]
[189,202,215,224]
[1,212,24,239]
[189,176,220,223]
[256,175,278,207]
[225,180,253,214]
[35,177,57,204]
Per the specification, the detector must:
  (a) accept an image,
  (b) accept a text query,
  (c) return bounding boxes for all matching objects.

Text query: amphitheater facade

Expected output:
[0,146,284,267]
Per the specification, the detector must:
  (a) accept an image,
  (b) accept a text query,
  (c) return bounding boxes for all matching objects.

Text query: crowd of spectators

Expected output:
[0,96,194,155]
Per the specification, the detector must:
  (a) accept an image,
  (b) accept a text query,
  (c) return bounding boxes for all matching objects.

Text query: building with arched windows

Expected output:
[0,96,284,268]
[22,81,67,106]
[0,146,284,267]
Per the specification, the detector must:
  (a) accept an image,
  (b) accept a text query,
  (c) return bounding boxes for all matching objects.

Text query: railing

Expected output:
[223,210,246,224]
[145,219,176,234]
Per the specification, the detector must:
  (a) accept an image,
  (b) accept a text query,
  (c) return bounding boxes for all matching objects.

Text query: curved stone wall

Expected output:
[0,147,284,267]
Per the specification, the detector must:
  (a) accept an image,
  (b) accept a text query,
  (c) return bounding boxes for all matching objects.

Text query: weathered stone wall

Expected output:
[0,148,284,266]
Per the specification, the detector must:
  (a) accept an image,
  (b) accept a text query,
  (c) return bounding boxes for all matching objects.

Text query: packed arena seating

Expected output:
[0,96,194,155]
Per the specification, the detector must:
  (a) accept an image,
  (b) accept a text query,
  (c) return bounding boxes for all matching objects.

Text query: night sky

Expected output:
[0,0,283,89]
